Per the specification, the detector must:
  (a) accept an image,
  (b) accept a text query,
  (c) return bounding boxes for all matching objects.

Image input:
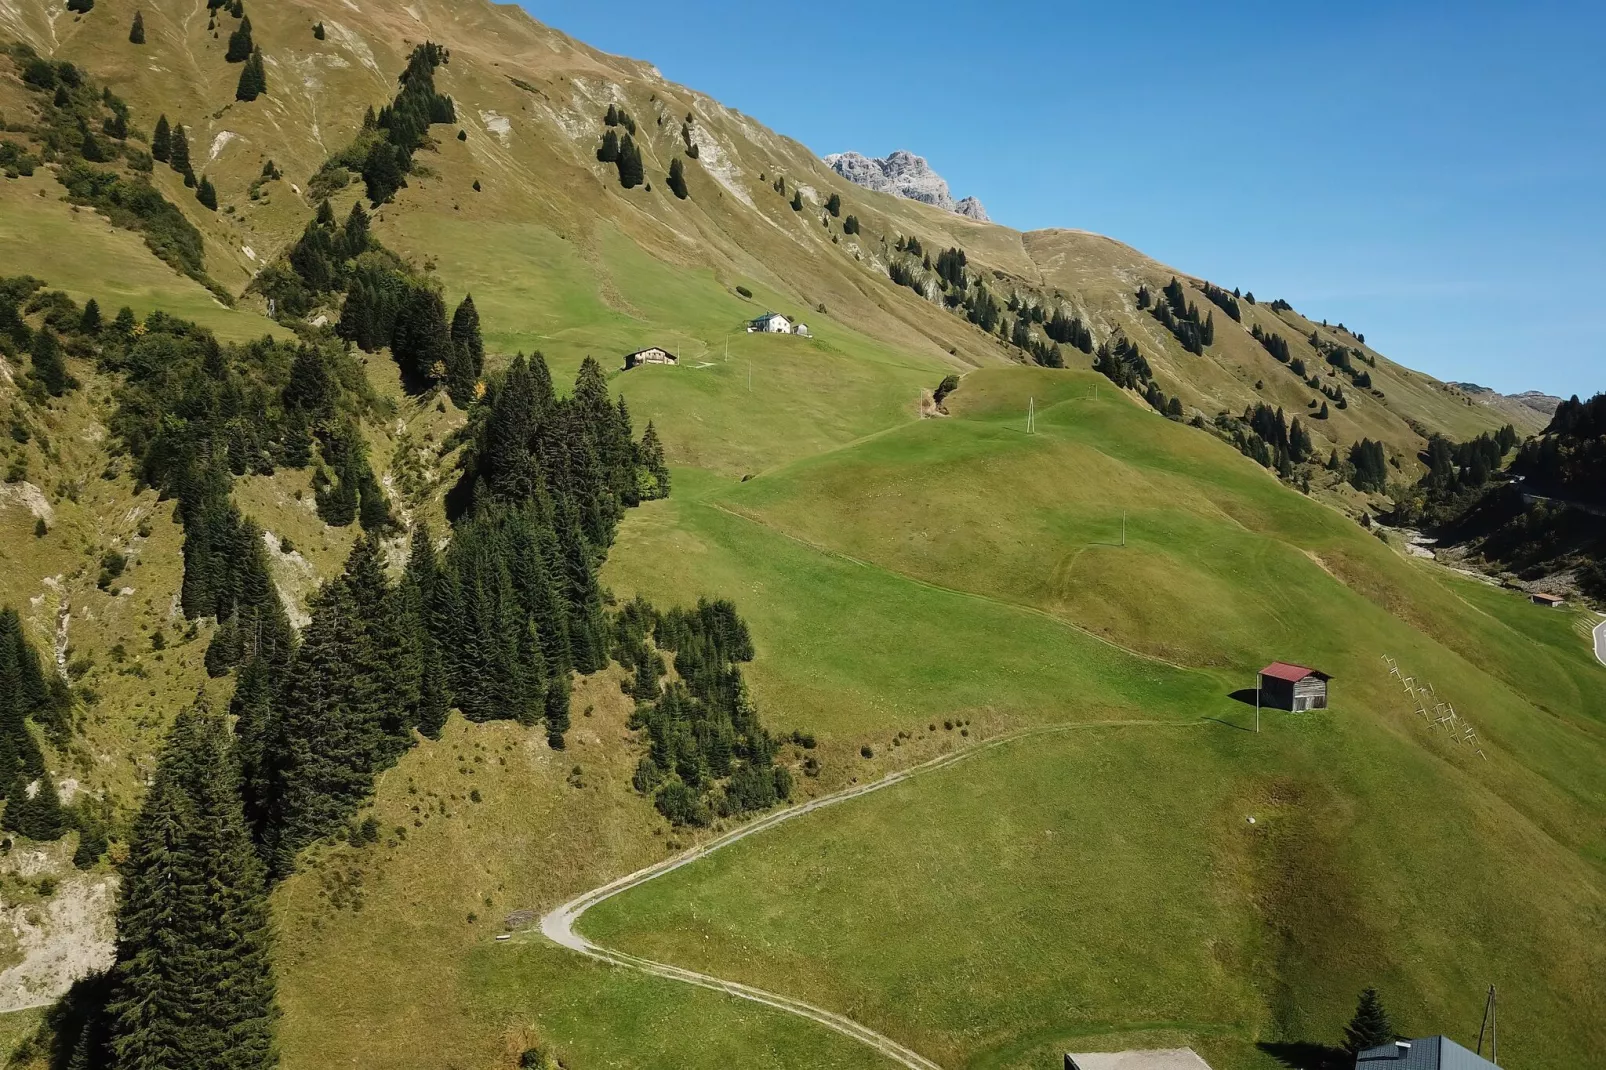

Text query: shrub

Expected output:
[859,744,873,758]
[735,285,752,299]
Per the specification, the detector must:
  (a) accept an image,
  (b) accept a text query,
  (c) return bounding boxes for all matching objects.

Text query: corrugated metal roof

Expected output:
[1355,1035,1499,1069]
[1259,661,1331,683]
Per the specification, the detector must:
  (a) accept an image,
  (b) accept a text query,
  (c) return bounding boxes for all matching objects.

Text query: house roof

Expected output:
[1259,661,1331,683]
[1355,1035,1497,1069]
[753,311,788,321]
[1531,592,1565,603]
[626,347,676,358]
[1066,1050,1214,1070]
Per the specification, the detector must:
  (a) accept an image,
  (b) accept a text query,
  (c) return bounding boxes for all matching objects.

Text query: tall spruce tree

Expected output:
[129,11,145,44]
[256,580,386,872]
[1343,988,1394,1054]
[29,327,69,396]
[197,174,219,210]
[617,134,644,189]
[447,293,484,403]
[170,122,194,185]
[150,114,171,161]
[225,15,254,62]
[236,48,266,101]
[108,699,278,1070]
[667,157,688,199]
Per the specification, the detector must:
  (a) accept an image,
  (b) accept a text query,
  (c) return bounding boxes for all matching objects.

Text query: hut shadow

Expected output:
[1256,1041,1348,1070]
[1229,687,1263,707]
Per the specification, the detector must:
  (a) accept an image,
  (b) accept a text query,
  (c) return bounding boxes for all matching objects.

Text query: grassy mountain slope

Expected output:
[0,3,1597,1070]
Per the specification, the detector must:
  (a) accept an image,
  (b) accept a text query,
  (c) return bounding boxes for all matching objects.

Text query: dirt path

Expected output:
[537,719,1206,1070]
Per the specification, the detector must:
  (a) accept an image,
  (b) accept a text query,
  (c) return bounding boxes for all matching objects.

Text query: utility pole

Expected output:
[1255,670,1261,734]
[1027,396,1035,434]
[1478,985,1497,1065]
[1121,512,1126,547]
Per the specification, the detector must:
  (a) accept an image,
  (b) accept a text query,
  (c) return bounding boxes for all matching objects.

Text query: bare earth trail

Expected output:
[537,718,1209,1070]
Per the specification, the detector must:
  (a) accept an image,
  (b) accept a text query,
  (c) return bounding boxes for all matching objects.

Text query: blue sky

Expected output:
[524,1,1604,398]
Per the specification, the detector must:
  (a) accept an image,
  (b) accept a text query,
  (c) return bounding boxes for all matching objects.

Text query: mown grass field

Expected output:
[570,368,1606,1070]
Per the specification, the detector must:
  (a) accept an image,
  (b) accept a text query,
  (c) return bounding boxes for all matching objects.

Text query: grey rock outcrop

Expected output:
[823,150,988,222]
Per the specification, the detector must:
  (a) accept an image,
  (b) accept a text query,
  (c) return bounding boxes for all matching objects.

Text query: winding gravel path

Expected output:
[537,719,1203,1070]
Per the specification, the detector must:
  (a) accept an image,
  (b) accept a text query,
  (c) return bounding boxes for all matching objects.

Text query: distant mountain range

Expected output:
[823,150,988,221]
[1451,384,1564,423]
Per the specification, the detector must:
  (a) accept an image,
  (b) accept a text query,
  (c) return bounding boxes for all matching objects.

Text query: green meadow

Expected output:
[573,366,1606,1069]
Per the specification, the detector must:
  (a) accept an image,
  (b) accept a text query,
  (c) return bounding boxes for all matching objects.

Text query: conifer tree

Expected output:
[667,157,688,199]
[236,48,266,101]
[150,114,171,162]
[390,286,452,387]
[197,174,219,210]
[30,327,69,396]
[596,129,619,164]
[108,699,278,1069]
[447,293,484,403]
[312,21,325,40]
[129,11,145,44]
[544,677,570,749]
[256,579,386,872]
[617,134,644,189]
[1343,988,1394,1054]
[79,298,101,333]
[225,15,254,62]
[170,123,194,185]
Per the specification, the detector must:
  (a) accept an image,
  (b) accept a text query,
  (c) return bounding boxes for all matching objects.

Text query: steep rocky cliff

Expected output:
[824,149,989,220]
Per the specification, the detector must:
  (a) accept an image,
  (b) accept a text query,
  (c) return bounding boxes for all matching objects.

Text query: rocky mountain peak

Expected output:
[823,150,989,221]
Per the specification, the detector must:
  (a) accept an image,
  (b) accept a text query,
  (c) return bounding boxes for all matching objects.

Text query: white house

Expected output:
[748,312,791,334]
[791,322,811,338]
[624,347,677,369]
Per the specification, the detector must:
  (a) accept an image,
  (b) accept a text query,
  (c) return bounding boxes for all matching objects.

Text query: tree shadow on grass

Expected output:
[1257,1041,1349,1070]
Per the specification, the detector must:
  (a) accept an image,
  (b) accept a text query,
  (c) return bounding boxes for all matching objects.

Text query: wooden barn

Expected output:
[624,347,677,369]
[1258,662,1331,712]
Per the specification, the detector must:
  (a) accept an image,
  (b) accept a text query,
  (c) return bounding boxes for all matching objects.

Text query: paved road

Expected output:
[537,719,1204,1070]
[1594,615,1606,668]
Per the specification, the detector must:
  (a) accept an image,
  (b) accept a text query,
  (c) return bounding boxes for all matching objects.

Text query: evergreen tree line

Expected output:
[602,103,637,135]
[1515,393,1606,506]
[1093,336,1152,390]
[1221,403,1316,478]
[0,276,79,399]
[233,355,672,871]
[1147,276,1214,355]
[1200,281,1242,322]
[0,607,73,842]
[1043,307,1095,353]
[7,45,216,288]
[98,306,370,674]
[339,42,456,206]
[595,129,645,189]
[60,697,280,1070]
[255,198,488,405]
[1143,381,1184,420]
[615,598,790,826]
[1252,321,1292,363]
[1348,438,1390,493]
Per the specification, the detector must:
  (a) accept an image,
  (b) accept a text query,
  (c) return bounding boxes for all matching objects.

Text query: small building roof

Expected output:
[626,346,676,358]
[1531,592,1565,604]
[1355,1035,1498,1069]
[1066,1050,1214,1070]
[1259,661,1331,683]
